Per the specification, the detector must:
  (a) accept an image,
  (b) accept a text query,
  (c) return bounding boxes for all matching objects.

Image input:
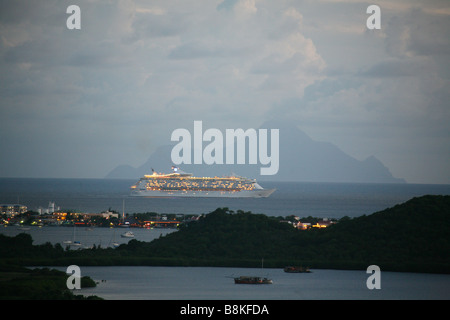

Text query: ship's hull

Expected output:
[130,167,275,198]
[130,188,275,198]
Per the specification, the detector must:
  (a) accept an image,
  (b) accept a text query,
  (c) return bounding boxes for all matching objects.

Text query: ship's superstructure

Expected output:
[130,167,275,198]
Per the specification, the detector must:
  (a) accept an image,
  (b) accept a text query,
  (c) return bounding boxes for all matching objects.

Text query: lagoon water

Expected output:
[4,226,448,300]
[1,178,450,300]
[0,224,175,248]
[62,266,450,300]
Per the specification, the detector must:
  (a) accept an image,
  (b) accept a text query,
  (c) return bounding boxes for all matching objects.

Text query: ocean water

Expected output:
[1,178,449,218]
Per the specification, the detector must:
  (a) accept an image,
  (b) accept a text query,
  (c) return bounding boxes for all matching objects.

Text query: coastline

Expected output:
[1,195,450,275]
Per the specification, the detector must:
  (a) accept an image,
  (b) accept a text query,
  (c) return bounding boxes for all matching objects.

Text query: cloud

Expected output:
[0,0,326,177]
[267,2,450,183]
[359,58,436,78]
[0,0,448,183]
[384,7,450,58]
[168,40,222,60]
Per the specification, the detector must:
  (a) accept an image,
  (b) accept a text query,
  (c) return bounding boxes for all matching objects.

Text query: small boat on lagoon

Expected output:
[233,258,273,284]
[121,231,135,238]
[64,225,82,247]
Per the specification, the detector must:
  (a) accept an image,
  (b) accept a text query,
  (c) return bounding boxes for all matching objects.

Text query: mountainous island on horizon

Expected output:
[105,120,405,184]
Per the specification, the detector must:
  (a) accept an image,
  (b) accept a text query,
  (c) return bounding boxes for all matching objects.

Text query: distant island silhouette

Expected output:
[106,120,405,183]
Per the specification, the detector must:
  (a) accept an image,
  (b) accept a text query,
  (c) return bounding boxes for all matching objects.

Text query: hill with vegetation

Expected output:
[0,195,449,274]
[0,265,100,300]
[118,195,450,273]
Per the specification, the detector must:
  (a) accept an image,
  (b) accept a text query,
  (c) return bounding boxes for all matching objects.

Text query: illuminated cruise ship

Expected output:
[130,167,275,198]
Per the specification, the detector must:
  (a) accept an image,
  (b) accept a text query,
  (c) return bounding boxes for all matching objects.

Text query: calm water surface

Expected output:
[0,225,174,248]
[59,266,450,300]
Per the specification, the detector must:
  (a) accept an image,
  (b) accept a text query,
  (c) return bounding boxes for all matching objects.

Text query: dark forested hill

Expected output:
[122,195,450,272]
[1,195,449,273]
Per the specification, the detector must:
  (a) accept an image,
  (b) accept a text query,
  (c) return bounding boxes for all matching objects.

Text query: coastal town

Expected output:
[0,201,336,231]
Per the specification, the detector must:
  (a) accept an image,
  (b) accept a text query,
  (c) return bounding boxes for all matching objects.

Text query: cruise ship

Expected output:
[130,167,275,198]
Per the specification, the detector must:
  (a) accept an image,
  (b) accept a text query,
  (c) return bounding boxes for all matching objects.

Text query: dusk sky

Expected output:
[0,0,449,183]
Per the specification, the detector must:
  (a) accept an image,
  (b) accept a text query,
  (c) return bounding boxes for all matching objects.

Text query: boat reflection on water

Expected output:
[234,276,273,284]
[284,266,311,273]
